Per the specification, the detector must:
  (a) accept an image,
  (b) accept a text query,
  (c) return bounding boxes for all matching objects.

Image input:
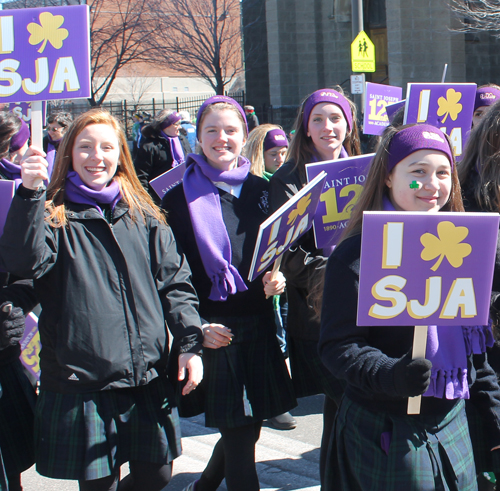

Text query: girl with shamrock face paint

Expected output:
[319,123,500,490]
[269,87,361,485]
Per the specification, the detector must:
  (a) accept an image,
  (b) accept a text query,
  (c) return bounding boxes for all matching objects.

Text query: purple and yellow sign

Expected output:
[385,100,405,124]
[9,101,46,123]
[404,83,476,160]
[363,83,403,136]
[149,163,186,199]
[0,5,90,103]
[306,154,374,248]
[357,211,499,326]
[20,312,40,380]
[248,171,327,282]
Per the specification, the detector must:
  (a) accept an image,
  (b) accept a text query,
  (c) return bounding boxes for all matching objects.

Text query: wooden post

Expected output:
[265,256,283,299]
[407,325,428,414]
[30,100,44,189]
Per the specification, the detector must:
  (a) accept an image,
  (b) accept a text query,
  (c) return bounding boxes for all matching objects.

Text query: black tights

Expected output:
[78,461,172,491]
[196,421,262,491]
[320,395,338,489]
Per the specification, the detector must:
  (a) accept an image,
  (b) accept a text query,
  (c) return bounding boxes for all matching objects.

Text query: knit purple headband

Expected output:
[9,119,30,152]
[387,124,454,173]
[196,96,248,136]
[474,87,500,111]
[302,89,353,132]
[160,112,182,130]
[264,128,288,151]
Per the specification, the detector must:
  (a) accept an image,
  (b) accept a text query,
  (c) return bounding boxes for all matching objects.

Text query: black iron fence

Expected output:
[47,91,246,140]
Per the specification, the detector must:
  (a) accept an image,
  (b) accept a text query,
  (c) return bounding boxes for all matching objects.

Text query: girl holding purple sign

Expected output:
[269,87,361,485]
[162,95,296,491]
[0,112,30,187]
[134,109,192,205]
[0,109,205,491]
[319,123,500,490]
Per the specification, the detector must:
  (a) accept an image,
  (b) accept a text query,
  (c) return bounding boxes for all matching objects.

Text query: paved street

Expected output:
[21,395,324,491]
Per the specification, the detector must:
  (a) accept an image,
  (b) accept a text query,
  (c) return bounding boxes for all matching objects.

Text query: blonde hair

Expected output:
[45,109,166,227]
[244,124,287,177]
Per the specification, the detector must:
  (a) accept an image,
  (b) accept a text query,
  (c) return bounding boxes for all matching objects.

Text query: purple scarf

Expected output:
[160,131,185,168]
[64,171,122,215]
[0,158,22,189]
[45,134,61,179]
[183,154,250,301]
[382,195,494,399]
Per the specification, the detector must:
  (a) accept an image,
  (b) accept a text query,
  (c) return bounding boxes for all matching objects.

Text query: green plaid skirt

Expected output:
[326,396,476,491]
[178,313,297,428]
[288,336,345,402]
[34,377,181,481]
[0,360,36,489]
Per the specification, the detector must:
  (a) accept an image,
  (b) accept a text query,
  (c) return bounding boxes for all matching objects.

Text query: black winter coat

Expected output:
[0,186,203,393]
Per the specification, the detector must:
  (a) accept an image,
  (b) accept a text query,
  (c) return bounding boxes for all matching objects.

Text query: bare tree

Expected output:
[150,0,243,95]
[89,0,156,106]
[450,0,500,34]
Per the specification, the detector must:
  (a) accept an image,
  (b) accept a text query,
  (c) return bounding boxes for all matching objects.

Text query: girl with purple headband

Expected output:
[318,123,500,490]
[134,108,192,204]
[472,84,500,128]
[269,87,361,485]
[162,96,296,491]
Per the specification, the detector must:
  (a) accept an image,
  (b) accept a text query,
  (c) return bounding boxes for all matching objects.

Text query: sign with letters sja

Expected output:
[357,211,499,326]
[0,5,90,102]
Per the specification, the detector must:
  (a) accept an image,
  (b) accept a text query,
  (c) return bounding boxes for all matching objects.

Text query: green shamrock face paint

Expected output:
[410,181,419,189]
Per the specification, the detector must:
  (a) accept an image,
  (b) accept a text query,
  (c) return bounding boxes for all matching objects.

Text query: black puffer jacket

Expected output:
[134,133,191,204]
[0,186,203,393]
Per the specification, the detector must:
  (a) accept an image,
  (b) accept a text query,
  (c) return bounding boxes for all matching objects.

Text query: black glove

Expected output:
[0,301,25,349]
[393,350,432,398]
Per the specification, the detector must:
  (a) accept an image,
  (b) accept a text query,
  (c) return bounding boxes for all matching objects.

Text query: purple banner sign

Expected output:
[9,101,47,124]
[306,154,374,248]
[385,100,405,124]
[363,83,403,136]
[0,180,15,239]
[357,211,499,326]
[149,163,186,199]
[19,312,40,380]
[0,5,90,103]
[248,171,327,282]
[404,83,476,161]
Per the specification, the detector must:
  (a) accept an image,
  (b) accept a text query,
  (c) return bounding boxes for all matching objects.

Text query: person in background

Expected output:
[244,105,259,133]
[179,111,197,153]
[162,95,296,491]
[269,87,361,488]
[0,109,203,491]
[244,123,295,430]
[473,85,500,128]
[43,112,72,179]
[131,113,143,158]
[0,110,38,491]
[134,109,192,204]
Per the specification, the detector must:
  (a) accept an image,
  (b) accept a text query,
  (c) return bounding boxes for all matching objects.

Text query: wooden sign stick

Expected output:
[407,325,428,415]
[30,101,44,189]
[265,256,283,299]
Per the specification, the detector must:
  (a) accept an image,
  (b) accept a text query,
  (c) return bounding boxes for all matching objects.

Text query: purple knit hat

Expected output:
[160,111,182,130]
[387,124,454,173]
[263,128,288,151]
[196,96,248,137]
[302,89,353,132]
[9,119,30,152]
[474,87,500,111]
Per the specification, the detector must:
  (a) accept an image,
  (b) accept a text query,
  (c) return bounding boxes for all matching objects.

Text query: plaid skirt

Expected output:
[35,377,181,481]
[288,336,345,402]
[178,313,297,428]
[0,360,36,489]
[326,396,477,491]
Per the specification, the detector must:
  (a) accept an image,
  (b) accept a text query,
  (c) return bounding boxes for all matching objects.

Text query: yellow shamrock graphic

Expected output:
[287,193,312,226]
[27,12,69,54]
[420,221,472,271]
[436,88,463,124]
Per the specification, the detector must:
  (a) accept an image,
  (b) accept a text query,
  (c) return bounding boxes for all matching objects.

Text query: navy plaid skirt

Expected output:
[288,336,345,402]
[326,396,477,491]
[35,377,181,481]
[0,360,36,488]
[178,313,296,428]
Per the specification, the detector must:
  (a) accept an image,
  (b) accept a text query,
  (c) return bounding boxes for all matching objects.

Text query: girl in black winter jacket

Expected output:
[0,109,204,491]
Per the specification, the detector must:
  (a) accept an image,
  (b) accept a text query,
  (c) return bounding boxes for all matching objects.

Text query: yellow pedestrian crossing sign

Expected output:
[351,31,376,73]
